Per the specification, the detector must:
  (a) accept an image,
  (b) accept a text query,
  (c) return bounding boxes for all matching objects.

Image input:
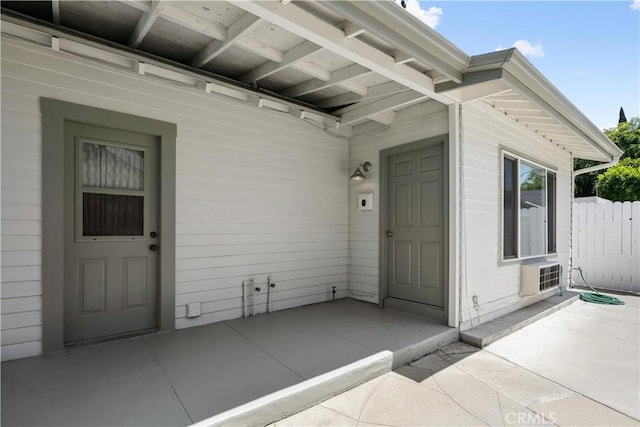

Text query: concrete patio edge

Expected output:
[190,350,394,427]
[461,292,581,348]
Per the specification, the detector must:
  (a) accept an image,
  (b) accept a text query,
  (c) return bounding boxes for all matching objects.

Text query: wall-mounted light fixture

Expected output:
[350,161,372,181]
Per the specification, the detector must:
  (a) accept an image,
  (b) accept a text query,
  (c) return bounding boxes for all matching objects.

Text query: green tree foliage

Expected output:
[605,117,640,159]
[596,158,640,202]
[574,117,640,198]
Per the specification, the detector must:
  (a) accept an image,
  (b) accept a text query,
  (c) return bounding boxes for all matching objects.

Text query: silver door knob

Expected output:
[386,230,393,237]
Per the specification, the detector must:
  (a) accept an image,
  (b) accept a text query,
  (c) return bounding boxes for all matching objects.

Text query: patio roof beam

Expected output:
[128,0,162,48]
[323,1,464,83]
[190,13,263,68]
[282,64,372,98]
[232,1,453,105]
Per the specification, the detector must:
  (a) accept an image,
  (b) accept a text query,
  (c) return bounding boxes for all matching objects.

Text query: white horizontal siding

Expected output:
[348,101,449,302]
[1,35,349,360]
[459,102,572,328]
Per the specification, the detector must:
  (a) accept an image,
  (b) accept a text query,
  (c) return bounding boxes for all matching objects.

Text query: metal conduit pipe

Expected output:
[242,280,248,318]
[253,283,261,317]
[267,276,277,313]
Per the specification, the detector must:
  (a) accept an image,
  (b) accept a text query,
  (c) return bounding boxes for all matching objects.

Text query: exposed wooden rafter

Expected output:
[340,20,365,39]
[51,0,60,25]
[239,41,321,83]
[316,81,406,109]
[391,49,414,65]
[282,64,372,98]
[128,0,162,48]
[338,90,428,125]
[121,1,227,42]
[190,13,262,68]
[369,110,396,125]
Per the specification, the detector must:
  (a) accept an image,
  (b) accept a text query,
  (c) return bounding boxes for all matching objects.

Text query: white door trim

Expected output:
[379,134,450,324]
[41,98,177,352]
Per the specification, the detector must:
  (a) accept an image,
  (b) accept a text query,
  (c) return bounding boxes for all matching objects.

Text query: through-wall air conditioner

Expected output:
[520,262,562,296]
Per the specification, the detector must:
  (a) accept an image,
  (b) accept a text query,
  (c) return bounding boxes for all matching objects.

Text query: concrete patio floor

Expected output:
[486,292,640,420]
[274,341,638,427]
[274,292,640,426]
[1,298,456,426]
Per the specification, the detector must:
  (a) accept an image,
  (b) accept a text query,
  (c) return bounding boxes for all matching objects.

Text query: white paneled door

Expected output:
[387,144,445,308]
[64,122,159,344]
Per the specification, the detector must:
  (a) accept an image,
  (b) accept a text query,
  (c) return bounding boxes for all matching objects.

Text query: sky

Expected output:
[401,0,640,130]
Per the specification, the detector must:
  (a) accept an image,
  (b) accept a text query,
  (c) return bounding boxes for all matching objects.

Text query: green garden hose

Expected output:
[577,268,625,305]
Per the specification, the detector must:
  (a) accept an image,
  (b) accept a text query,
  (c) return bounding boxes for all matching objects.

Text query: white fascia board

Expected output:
[439,48,621,161]
[233,1,454,105]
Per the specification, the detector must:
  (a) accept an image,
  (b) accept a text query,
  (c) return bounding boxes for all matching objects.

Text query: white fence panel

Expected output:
[572,201,640,293]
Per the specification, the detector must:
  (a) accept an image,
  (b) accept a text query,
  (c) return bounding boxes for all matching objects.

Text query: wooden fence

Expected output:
[572,201,640,293]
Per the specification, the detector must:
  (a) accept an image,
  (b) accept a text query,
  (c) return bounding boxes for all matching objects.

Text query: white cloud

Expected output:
[631,0,640,10]
[402,0,443,29]
[513,39,545,58]
[495,45,507,51]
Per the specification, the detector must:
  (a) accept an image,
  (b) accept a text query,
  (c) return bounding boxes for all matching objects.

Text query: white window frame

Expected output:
[501,150,557,261]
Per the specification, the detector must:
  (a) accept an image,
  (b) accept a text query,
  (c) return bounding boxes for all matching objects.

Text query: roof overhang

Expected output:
[1,0,471,133]
[437,49,622,162]
[0,1,619,161]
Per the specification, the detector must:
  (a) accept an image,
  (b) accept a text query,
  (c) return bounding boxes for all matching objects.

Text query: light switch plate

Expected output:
[358,192,374,211]
[186,302,202,318]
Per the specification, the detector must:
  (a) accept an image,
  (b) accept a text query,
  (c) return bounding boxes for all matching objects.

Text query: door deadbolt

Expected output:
[150,231,158,238]
[386,230,393,237]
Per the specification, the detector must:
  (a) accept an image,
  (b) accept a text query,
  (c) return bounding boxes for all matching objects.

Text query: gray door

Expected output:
[64,122,159,344]
[387,143,445,307]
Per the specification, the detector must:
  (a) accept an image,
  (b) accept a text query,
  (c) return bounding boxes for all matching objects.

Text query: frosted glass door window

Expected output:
[83,143,144,190]
[79,141,147,237]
